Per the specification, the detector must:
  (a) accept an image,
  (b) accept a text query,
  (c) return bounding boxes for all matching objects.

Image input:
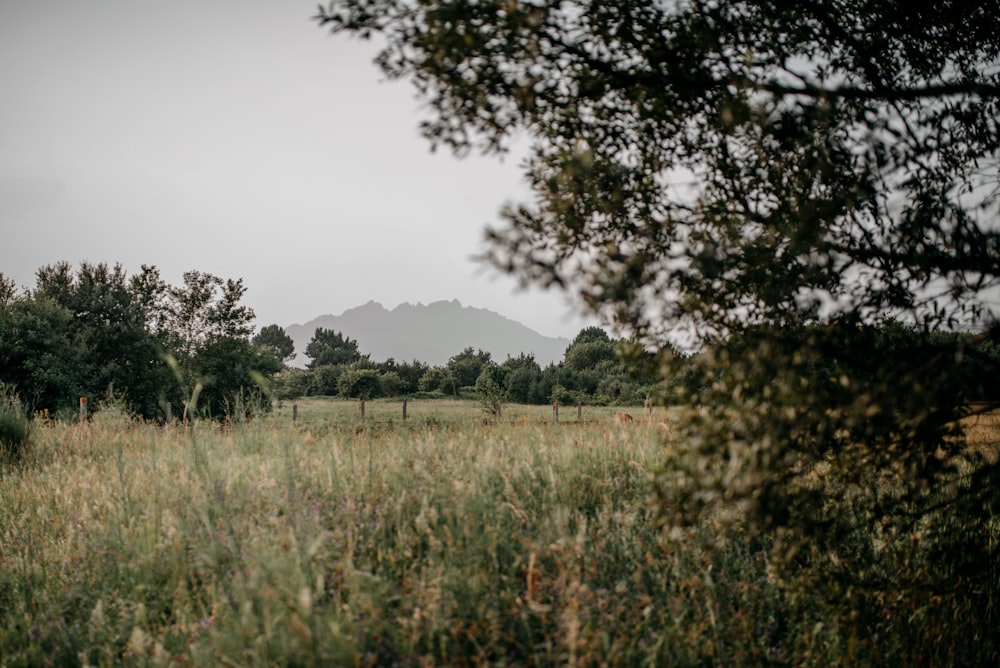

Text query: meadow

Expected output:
[1,399,997,666]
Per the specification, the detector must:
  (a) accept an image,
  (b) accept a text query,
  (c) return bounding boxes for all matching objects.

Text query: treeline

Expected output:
[277,317,1000,408]
[272,325,662,406]
[3,263,996,422]
[0,262,281,421]
[0,263,659,422]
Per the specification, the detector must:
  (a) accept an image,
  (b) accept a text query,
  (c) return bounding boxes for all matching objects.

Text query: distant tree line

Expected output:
[0,263,282,421]
[276,318,1000,408]
[2,263,996,422]
[272,325,664,406]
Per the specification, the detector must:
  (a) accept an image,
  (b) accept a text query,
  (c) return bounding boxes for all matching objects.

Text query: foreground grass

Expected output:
[0,403,997,665]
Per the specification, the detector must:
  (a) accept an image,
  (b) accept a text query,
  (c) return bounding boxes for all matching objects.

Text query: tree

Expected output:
[305,328,363,369]
[26,262,165,417]
[563,336,616,372]
[446,347,492,389]
[253,324,296,365]
[317,2,999,337]
[337,368,383,400]
[192,336,279,419]
[389,359,429,395]
[501,353,543,403]
[417,367,449,394]
[273,367,312,401]
[317,1,1000,658]
[309,365,343,397]
[0,295,82,416]
[570,327,610,347]
[475,363,506,418]
[379,371,404,397]
[0,264,276,421]
[0,273,17,307]
[157,270,264,419]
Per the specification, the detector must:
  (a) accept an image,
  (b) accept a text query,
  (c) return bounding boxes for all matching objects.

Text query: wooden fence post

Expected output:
[402,397,408,421]
[165,401,172,423]
[359,399,365,420]
[552,402,559,424]
[577,402,582,421]
[79,397,88,422]
[292,402,298,422]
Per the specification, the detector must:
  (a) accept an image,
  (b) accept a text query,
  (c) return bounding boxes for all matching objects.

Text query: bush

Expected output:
[0,388,30,464]
[273,368,312,400]
[338,369,384,400]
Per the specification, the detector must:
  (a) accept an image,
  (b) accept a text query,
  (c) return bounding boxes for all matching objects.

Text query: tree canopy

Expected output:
[316,0,999,340]
[316,0,1000,651]
[253,324,296,364]
[0,263,276,421]
[305,328,364,369]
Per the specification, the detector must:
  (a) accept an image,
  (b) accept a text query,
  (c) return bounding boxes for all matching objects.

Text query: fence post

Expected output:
[577,402,582,421]
[292,402,298,423]
[402,397,408,421]
[165,401,172,423]
[552,402,559,424]
[495,400,502,420]
[359,399,366,420]
[79,397,88,422]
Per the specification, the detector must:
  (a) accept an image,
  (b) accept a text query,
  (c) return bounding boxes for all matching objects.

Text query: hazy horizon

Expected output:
[0,0,598,340]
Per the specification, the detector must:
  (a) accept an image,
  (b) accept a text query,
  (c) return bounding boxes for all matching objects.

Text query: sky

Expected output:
[0,0,597,339]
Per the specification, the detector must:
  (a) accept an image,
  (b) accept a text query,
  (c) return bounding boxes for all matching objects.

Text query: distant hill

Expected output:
[285,300,572,367]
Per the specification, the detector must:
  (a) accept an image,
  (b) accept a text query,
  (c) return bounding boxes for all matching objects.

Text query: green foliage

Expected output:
[309,364,342,397]
[417,367,450,394]
[317,0,1000,652]
[191,337,278,419]
[305,328,363,369]
[252,323,296,364]
[474,363,506,418]
[3,262,165,416]
[549,383,578,406]
[0,295,82,413]
[446,347,493,389]
[377,358,428,395]
[378,371,404,397]
[0,386,30,464]
[0,263,276,422]
[563,339,616,372]
[318,0,999,335]
[570,326,610,347]
[160,270,255,359]
[659,320,1000,642]
[0,273,16,306]
[272,368,312,400]
[501,353,543,404]
[337,368,383,400]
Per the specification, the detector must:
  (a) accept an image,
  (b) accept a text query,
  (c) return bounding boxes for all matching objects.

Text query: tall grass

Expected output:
[0,388,30,465]
[0,402,996,665]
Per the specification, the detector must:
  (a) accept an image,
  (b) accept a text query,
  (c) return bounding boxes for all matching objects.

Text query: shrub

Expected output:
[0,388,30,464]
[337,368,384,400]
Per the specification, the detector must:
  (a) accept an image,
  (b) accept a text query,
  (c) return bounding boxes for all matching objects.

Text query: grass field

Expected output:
[0,399,997,666]
[271,397,667,427]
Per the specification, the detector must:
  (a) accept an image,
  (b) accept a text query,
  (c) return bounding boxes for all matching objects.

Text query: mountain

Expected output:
[284,300,572,367]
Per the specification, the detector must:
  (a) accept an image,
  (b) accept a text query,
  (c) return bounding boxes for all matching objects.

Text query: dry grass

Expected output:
[0,400,995,665]
[960,404,1000,456]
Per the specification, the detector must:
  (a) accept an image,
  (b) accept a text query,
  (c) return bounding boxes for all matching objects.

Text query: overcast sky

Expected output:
[0,0,596,339]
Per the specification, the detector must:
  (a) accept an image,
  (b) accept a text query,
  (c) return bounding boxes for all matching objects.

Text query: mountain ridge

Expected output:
[285,300,572,367]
